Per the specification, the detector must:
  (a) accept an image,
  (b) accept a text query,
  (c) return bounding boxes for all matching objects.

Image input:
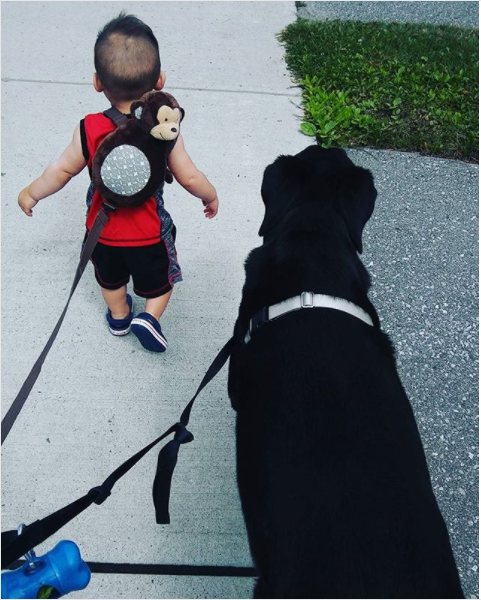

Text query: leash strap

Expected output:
[2,103,232,561]
[153,337,235,523]
[1,337,234,568]
[1,207,113,445]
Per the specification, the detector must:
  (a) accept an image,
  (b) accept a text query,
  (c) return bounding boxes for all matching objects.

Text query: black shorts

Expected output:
[90,228,181,298]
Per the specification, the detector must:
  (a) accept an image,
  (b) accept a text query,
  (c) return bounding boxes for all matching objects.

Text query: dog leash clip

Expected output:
[17,524,40,571]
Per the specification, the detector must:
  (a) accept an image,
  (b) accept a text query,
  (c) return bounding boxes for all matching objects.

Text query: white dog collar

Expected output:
[245,292,374,344]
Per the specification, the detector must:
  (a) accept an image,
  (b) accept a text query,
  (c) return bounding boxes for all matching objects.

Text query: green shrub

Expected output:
[279,19,479,160]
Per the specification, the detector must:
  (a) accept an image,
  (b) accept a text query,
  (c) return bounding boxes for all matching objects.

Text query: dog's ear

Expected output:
[259,155,304,237]
[334,167,377,254]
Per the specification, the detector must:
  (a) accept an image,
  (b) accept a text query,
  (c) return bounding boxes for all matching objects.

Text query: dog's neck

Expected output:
[241,215,380,328]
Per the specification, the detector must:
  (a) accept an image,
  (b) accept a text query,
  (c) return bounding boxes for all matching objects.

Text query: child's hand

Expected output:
[203,196,218,219]
[18,188,38,216]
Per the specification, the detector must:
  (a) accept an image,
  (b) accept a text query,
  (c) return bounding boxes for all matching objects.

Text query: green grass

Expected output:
[279,19,479,160]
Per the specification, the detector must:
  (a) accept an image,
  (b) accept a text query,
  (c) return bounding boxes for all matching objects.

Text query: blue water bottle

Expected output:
[1,527,91,599]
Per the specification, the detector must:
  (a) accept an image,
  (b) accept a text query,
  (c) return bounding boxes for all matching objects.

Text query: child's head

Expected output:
[94,12,163,104]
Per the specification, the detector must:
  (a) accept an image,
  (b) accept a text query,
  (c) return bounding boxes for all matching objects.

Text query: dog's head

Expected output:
[259,146,377,254]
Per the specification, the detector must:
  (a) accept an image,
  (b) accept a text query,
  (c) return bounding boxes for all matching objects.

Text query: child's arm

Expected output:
[167,134,218,219]
[18,125,87,216]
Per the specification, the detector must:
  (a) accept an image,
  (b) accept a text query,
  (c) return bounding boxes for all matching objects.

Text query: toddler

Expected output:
[18,13,218,352]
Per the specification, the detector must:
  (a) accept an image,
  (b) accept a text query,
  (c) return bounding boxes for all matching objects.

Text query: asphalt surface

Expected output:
[298,0,479,27]
[297,4,479,597]
[349,148,478,599]
[2,1,479,599]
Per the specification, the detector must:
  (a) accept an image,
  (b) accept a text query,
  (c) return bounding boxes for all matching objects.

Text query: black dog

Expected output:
[228,146,464,599]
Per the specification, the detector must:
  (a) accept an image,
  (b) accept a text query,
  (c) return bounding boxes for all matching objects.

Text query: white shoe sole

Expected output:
[108,325,131,336]
[131,318,168,349]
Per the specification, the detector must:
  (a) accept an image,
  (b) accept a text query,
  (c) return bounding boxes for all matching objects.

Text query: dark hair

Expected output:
[94,12,161,101]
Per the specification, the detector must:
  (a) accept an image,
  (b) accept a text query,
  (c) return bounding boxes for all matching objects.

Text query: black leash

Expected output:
[1,337,234,569]
[2,103,235,567]
[2,108,130,445]
[1,205,114,445]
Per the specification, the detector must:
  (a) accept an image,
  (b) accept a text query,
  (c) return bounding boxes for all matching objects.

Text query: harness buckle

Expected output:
[244,306,269,344]
[301,292,314,308]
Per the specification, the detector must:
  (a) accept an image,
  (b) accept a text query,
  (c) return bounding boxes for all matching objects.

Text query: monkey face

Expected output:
[150,106,182,141]
[131,91,184,140]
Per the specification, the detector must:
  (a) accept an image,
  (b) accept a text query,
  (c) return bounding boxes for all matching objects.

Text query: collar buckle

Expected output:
[301,291,314,308]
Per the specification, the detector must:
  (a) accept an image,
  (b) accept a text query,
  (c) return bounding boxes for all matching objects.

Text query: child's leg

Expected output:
[128,241,179,352]
[101,285,130,318]
[131,290,172,352]
[145,289,173,321]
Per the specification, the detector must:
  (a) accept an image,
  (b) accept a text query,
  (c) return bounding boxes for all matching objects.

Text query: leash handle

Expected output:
[1,208,111,445]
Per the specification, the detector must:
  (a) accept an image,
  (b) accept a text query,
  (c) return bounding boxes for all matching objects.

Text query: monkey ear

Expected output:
[179,107,185,122]
[130,100,144,120]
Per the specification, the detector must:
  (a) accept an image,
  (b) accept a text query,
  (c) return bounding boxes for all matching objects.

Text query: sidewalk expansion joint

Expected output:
[2,77,301,98]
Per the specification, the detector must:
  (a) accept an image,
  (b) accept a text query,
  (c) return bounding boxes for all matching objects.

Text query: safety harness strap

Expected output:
[103,106,129,127]
[1,207,112,445]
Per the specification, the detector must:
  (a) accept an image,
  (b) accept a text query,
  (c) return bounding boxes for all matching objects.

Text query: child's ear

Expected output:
[93,73,103,93]
[155,72,166,90]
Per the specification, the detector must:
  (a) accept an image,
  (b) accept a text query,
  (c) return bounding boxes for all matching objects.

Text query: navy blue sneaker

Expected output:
[131,312,168,352]
[106,294,133,336]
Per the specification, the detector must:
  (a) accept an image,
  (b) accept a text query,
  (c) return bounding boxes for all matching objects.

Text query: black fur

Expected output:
[228,146,464,599]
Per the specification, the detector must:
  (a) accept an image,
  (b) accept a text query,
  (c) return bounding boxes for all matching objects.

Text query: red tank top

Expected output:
[83,113,162,247]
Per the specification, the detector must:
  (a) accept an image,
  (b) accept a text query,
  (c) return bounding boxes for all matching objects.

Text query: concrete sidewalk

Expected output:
[1,2,306,599]
[2,2,478,599]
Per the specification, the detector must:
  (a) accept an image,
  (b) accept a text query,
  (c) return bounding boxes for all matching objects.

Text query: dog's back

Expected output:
[236,312,463,598]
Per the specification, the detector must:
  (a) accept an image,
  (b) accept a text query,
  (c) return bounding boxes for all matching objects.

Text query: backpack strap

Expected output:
[103,107,129,127]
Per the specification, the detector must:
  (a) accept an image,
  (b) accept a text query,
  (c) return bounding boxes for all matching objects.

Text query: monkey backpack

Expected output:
[92,90,185,208]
